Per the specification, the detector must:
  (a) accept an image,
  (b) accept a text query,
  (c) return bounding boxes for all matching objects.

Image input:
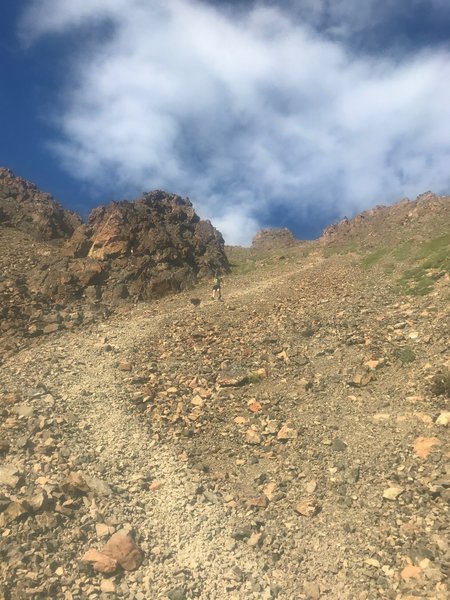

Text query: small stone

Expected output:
[263,482,277,499]
[0,465,22,488]
[150,480,163,491]
[167,588,186,600]
[436,412,450,427]
[306,480,317,493]
[231,525,252,540]
[383,486,404,500]
[248,532,263,547]
[96,523,114,538]
[248,400,262,413]
[11,403,34,418]
[245,429,262,445]
[295,496,320,517]
[413,437,441,458]
[365,558,381,568]
[364,359,382,370]
[401,564,422,580]
[119,361,132,372]
[191,396,204,407]
[83,475,113,496]
[0,501,28,527]
[332,438,347,452]
[100,579,116,593]
[303,580,320,599]
[247,495,269,508]
[23,490,48,513]
[277,423,297,441]
[349,372,374,387]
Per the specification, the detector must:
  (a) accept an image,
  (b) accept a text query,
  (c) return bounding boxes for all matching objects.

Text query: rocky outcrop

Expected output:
[251,228,297,250]
[0,170,229,346]
[59,191,228,302]
[321,192,450,248]
[0,168,82,240]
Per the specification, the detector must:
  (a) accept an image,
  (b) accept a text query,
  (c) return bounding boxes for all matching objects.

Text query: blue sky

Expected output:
[1,1,450,244]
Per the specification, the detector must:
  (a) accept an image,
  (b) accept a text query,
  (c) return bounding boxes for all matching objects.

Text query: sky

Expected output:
[1,1,450,245]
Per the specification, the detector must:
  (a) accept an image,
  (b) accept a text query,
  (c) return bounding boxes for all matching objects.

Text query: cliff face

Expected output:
[0,168,82,240]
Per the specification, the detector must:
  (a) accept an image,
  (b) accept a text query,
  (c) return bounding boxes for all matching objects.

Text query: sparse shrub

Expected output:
[243,370,266,385]
[430,369,450,397]
[395,347,416,364]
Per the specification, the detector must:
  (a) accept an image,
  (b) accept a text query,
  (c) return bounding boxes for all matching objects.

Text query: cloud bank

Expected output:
[20,0,450,244]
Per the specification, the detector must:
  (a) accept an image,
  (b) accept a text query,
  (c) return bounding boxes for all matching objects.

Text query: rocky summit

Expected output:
[0,178,449,600]
[251,228,298,251]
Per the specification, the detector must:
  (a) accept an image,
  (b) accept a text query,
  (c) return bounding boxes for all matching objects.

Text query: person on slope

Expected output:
[212,272,223,301]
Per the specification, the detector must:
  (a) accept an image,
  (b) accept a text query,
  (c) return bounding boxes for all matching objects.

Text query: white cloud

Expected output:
[20,0,450,244]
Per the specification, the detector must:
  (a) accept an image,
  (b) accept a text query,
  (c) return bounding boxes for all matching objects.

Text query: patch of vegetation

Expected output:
[227,244,311,275]
[361,247,389,269]
[394,346,416,364]
[322,242,360,258]
[392,240,415,261]
[430,369,450,397]
[243,370,266,385]
[396,233,450,296]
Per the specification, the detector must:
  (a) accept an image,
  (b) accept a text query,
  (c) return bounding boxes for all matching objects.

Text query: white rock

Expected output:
[436,411,450,427]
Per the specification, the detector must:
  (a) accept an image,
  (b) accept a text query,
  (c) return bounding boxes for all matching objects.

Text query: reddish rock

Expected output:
[102,530,143,571]
[80,549,118,574]
[413,437,441,458]
[277,423,298,441]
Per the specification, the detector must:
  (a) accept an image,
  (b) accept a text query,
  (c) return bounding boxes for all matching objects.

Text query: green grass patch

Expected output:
[394,347,416,364]
[361,247,389,269]
[227,244,311,275]
[396,233,450,296]
[392,240,415,261]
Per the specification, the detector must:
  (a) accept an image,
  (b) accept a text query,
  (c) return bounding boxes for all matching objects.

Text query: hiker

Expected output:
[212,272,222,301]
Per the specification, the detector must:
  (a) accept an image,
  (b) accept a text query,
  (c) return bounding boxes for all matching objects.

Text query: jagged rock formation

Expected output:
[58,191,229,303]
[0,169,228,345]
[0,167,81,240]
[251,228,297,250]
[322,192,450,248]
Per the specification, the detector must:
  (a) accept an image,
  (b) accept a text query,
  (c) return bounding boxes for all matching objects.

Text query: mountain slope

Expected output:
[1,235,449,599]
